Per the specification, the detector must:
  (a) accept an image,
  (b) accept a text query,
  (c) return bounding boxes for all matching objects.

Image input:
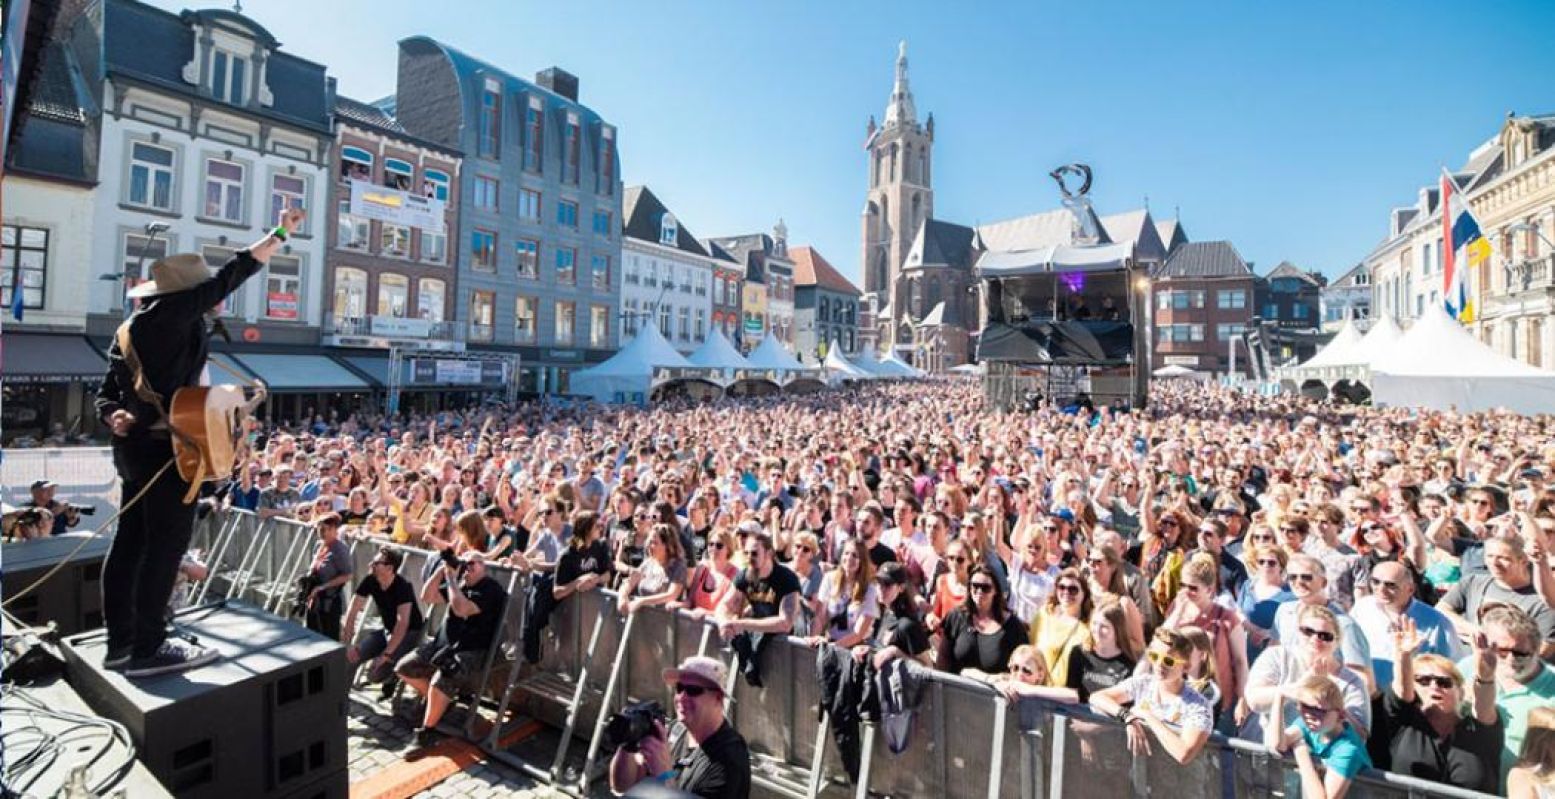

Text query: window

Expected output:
[384,158,414,191]
[592,209,612,237]
[515,239,539,279]
[377,273,409,317]
[421,229,447,264]
[1262,304,1279,319]
[518,189,542,222]
[270,174,306,233]
[264,255,302,320]
[1,225,47,311]
[203,158,245,222]
[713,275,724,303]
[473,176,500,211]
[645,261,658,287]
[469,291,495,341]
[340,146,373,182]
[1217,323,1246,342]
[478,79,501,158]
[557,200,579,229]
[211,49,248,105]
[625,258,639,285]
[591,305,610,348]
[556,247,576,284]
[678,307,691,341]
[591,254,610,290]
[380,224,410,257]
[598,130,616,195]
[660,214,678,246]
[695,309,705,341]
[523,97,543,172]
[514,296,537,344]
[659,303,671,335]
[128,142,175,210]
[332,267,367,321]
[471,229,497,271]
[1216,289,1245,309]
[555,300,576,345]
[1292,303,1309,319]
[563,113,581,185]
[423,169,450,201]
[199,245,238,315]
[336,198,369,250]
[417,278,445,322]
[623,299,638,336]
[1157,291,1170,310]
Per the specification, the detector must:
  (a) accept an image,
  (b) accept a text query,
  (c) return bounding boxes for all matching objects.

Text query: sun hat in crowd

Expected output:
[663,656,726,694]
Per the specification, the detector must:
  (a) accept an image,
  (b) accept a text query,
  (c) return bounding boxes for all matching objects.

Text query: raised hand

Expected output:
[1390,617,1423,657]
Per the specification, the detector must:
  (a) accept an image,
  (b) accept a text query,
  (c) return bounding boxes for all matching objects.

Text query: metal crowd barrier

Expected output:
[187,509,1504,799]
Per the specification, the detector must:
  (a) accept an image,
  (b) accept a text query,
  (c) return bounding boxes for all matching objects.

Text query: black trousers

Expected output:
[104,434,196,658]
[305,589,343,641]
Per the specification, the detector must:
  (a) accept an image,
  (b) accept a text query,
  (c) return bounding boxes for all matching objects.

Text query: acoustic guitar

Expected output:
[169,383,267,503]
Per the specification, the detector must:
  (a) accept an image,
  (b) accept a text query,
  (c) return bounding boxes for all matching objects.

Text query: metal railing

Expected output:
[179,508,1504,799]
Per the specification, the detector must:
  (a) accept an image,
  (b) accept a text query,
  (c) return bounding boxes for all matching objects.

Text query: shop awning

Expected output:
[1,334,107,383]
[228,353,371,392]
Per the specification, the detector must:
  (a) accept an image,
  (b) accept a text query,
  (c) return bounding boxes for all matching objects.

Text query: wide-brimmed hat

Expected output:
[128,254,209,298]
[662,656,726,694]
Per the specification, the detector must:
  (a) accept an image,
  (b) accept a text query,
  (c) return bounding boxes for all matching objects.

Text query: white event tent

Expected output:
[879,351,924,378]
[686,327,750,371]
[1371,305,1555,414]
[823,342,870,380]
[569,323,690,403]
[745,335,804,372]
[1286,316,1364,382]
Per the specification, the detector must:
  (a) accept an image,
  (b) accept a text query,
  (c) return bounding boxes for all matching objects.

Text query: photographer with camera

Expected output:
[25,479,90,536]
[394,549,507,747]
[609,656,750,799]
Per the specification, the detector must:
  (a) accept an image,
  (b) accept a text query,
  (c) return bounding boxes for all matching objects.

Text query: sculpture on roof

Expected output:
[1050,163,1101,245]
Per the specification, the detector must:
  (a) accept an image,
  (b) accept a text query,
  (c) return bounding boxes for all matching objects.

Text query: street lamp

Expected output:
[116,221,171,315]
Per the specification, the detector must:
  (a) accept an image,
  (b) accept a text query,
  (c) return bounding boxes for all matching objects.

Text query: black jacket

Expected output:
[95,250,264,437]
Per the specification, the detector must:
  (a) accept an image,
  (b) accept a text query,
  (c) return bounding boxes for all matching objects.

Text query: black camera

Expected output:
[604,700,668,752]
[64,503,95,516]
[291,573,321,618]
[439,547,468,574]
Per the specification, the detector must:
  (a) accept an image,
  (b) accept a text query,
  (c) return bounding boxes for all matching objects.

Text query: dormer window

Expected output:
[660,214,678,246]
[211,49,249,105]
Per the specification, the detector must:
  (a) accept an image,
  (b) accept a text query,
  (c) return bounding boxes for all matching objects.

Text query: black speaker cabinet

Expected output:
[1,532,111,634]
[62,599,348,799]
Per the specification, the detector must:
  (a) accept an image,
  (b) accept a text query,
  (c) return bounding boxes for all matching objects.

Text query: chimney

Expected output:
[536,67,579,102]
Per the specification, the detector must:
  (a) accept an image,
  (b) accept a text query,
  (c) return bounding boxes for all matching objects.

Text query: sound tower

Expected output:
[1,532,110,634]
[62,599,348,799]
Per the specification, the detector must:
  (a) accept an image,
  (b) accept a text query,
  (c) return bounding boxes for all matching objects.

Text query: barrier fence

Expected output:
[182,508,1503,799]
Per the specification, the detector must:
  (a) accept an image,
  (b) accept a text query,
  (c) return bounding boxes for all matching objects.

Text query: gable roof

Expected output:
[790,246,860,295]
[1265,261,1321,284]
[1100,208,1167,263]
[1327,262,1369,288]
[334,96,461,157]
[622,186,709,257]
[903,218,976,271]
[699,238,741,266]
[976,207,1110,253]
[1155,218,1188,253]
[1154,241,1252,279]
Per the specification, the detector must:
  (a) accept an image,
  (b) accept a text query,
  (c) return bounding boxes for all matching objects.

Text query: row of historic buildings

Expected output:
[0,0,861,440]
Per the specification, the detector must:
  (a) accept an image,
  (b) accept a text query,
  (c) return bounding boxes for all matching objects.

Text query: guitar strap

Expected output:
[114,319,207,503]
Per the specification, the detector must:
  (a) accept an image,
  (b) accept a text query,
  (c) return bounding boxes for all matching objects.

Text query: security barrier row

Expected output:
[187,509,1504,799]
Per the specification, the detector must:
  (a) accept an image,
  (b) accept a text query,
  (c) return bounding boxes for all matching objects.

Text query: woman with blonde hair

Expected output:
[1509,706,1555,799]
[975,644,1080,704]
[1082,544,1146,654]
[1178,627,1222,727]
[1161,552,1247,721]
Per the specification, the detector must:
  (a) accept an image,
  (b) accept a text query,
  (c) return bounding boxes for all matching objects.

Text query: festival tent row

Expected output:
[569,323,691,404]
[1371,305,1555,414]
[820,340,930,382]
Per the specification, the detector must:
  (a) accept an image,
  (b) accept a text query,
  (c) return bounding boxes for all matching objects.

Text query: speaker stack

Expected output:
[61,599,349,799]
[1,532,111,634]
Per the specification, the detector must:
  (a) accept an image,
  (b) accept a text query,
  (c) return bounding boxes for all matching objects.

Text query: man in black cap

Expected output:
[95,208,304,678]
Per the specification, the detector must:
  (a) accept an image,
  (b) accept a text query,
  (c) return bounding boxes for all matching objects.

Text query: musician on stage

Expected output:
[95,208,304,679]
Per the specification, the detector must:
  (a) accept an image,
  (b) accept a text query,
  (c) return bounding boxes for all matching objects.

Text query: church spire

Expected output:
[883,40,916,128]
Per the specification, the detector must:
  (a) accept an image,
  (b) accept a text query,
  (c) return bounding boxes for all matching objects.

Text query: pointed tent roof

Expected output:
[746,335,804,371]
[877,350,922,378]
[575,322,689,378]
[976,207,1110,254]
[686,327,751,370]
[1350,314,1403,367]
[823,342,869,378]
[1374,305,1552,378]
[1296,316,1364,369]
[849,349,894,378]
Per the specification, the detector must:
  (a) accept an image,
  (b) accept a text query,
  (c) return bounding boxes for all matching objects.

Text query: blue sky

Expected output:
[149,0,1555,282]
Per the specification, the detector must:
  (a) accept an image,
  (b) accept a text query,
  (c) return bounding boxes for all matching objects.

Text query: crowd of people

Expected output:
[50,377,1555,797]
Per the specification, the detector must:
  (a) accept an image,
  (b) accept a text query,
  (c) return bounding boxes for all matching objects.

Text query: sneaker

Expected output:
[412,726,440,748]
[124,640,220,678]
[378,677,399,702]
[103,646,133,672]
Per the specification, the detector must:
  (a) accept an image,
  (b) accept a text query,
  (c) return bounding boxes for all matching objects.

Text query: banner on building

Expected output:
[411,358,509,386]
[266,291,298,320]
[349,179,446,232]
[370,316,435,338]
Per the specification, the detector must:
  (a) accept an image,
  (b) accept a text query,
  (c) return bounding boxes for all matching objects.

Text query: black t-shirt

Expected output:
[669,720,751,799]
[339,508,373,526]
[557,540,613,587]
[872,603,930,658]
[866,541,897,569]
[354,573,424,631]
[443,575,507,653]
[936,609,1027,675]
[1064,648,1135,703]
[733,564,802,621]
[1369,688,1503,794]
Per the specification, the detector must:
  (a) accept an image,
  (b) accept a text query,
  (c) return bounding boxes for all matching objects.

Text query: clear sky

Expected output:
[147,0,1555,283]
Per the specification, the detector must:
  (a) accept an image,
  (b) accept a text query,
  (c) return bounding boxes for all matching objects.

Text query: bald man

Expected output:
[1351,560,1463,690]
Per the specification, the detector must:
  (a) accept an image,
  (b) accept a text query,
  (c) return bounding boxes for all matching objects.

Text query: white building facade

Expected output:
[620,187,714,353]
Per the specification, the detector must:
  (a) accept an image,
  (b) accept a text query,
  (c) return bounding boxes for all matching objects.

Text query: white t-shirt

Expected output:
[1008,563,1056,624]
[1114,674,1214,733]
[816,577,881,642]
[1245,644,1372,740]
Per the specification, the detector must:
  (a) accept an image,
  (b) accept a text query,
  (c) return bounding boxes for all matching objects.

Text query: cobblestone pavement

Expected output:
[346,692,578,798]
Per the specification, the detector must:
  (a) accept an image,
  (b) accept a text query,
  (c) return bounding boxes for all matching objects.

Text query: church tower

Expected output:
[861,41,934,330]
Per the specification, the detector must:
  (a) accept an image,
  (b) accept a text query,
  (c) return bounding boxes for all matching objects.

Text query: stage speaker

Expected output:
[1,532,111,634]
[62,599,348,799]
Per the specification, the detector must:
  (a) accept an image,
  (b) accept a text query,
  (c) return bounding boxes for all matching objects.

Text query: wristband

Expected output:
[271,225,289,242]
[654,769,676,783]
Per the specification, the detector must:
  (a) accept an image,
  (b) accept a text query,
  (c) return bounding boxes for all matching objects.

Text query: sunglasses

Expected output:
[1494,644,1535,660]
[968,582,996,593]
[1280,527,1304,535]
[949,556,968,563]
[1145,650,1181,669]
[1159,519,1179,527]
[795,544,814,554]
[1086,557,1108,567]
[674,682,711,698]
[1055,583,1082,595]
[1413,674,1456,690]
[1180,583,1204,594]
[1256,559,1281,568]
[1288,572,1317,583]
[1298,626,1337,643]
[1250,534,1276,542]
[1014,664,1040,677]
[708,541,727,550]
[1368,577,1401,591]
[1297,702,1334,717]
